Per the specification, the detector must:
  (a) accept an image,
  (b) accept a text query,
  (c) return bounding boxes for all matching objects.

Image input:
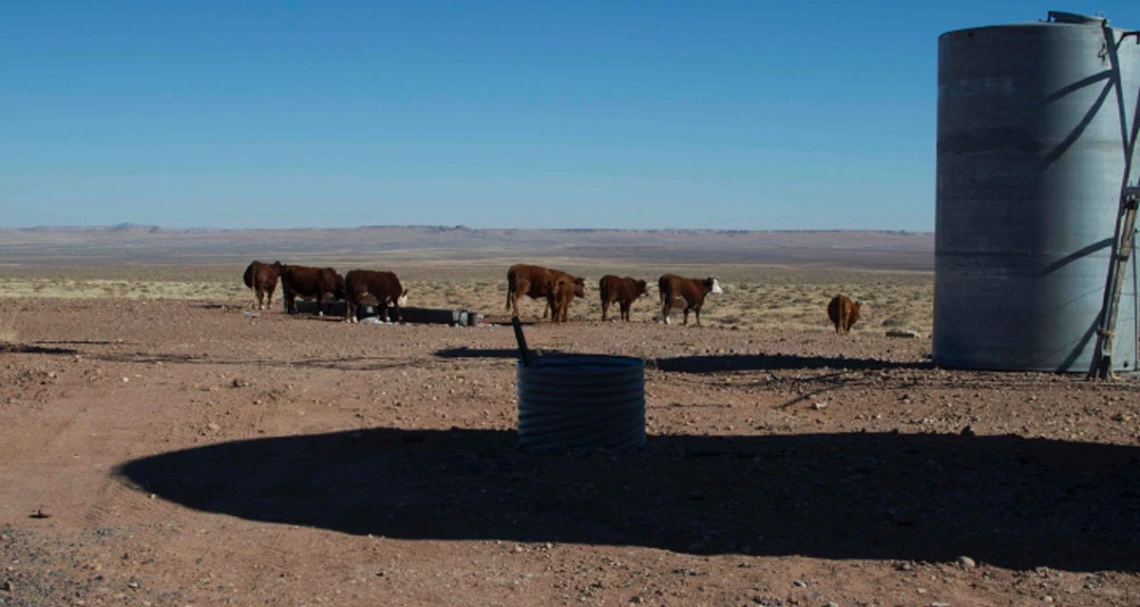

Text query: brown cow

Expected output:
[279,265,346,316]
[345,269,408,324]
[546,274,579,323]
[658,274,723,326]
[599,275,649,322]
[242,260,282,310]
[827,294,861,334]
[505,264,585,320]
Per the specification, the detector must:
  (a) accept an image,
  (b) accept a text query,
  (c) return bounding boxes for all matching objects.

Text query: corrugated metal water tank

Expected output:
[517,355,645,452]
[935,11,1140,371]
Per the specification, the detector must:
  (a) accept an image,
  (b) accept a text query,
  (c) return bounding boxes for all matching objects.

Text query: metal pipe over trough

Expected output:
[934,10,1140,371]
[517,354,646,453]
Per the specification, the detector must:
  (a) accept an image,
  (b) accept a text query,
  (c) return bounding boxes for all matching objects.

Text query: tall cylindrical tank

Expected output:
[935,11,1140,372]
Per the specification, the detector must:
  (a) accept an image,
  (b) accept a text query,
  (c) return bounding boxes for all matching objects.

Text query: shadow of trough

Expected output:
[654,353,933,373]
[117,428,1140,572]
[0,344,79,355]
[434,347,567,360]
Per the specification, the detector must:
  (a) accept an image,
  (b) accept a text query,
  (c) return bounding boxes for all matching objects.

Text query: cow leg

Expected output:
[542,300,550,319]
[265,283,275,310]
[694,307,702,327]
[683,307,690,326]
[621,302,631,322]
[662,302,671,325]
[601,300,609,322]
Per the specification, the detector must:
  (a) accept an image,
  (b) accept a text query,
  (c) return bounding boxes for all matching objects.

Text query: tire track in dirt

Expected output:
[0,410,91,519]
[85,473,182,531]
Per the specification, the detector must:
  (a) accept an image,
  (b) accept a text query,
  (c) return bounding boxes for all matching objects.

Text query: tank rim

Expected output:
[938,16,1118,41]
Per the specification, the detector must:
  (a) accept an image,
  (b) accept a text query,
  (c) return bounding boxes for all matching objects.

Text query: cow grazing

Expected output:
[506,264,585,320]
[827,294,861,334]
[344,269,408,324]
[242,260,282,310]
[279,265,346,317]
[658,274,723,326]
[599,275,649,322]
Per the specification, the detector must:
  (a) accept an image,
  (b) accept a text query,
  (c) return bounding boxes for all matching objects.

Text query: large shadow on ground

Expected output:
[116,428,1140,572]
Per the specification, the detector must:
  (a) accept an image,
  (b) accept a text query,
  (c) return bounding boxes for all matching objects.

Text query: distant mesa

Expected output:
[110,222,164,234]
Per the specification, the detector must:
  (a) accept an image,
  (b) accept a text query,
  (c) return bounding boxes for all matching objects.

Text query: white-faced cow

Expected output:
[827,294,861,334]
[658,274,723,326]
[242,260,282,310]
[345,269,408,324]
[599,275,649,322]
[506,264,585,320]
[279,265,346,317]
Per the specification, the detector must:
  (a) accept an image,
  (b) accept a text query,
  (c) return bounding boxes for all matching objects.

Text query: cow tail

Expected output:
[506,270,516,311]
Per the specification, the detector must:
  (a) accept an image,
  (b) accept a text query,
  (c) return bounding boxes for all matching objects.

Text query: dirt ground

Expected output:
[1,267,1139,607]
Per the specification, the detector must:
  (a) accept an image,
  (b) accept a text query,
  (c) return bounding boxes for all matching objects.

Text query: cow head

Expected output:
[397,289,409,308]
[706,277,724,295]
[572,277,586,298]
[333,273,347,300]
[635,280,649,298]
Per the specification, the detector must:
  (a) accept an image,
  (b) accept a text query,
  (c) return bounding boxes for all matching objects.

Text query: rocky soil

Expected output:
[1,296,1139,607]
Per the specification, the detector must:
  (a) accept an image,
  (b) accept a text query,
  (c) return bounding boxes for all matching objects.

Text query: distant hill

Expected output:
[0,225,934,271]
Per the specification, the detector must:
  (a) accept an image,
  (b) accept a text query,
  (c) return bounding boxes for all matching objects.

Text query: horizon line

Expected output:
[2,223,934,234]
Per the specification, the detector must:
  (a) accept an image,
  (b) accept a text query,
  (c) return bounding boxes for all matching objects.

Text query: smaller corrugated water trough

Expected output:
[517,354,646,453]
[292,300,482,325]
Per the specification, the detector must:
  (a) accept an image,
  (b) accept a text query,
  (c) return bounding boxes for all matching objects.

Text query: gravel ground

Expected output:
[1,295,1138,607]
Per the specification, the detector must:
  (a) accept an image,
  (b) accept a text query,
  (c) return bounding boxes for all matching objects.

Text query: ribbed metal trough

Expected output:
[517,354,646,452]
[293,300,482,325]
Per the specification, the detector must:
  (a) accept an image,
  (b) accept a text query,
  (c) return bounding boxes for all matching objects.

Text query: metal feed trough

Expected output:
[292,299,482,326]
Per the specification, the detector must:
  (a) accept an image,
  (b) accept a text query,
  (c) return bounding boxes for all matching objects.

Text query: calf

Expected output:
[242,260,282,310]
[279,265,346,316]
[658,274,723,327]
[599,275,649,322]
[344,269,408,323]
[827,294,861,334]
[546,274,580,323]
[506,264,585,320]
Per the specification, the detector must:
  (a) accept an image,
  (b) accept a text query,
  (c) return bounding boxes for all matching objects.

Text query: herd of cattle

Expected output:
[243,260,862,332]
[243,261,408,323]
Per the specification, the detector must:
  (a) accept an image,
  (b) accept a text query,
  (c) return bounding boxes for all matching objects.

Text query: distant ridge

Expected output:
[0,225,934,270]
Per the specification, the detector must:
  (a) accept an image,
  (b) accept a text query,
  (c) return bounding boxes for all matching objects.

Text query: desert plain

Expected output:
[0,226,1138,607]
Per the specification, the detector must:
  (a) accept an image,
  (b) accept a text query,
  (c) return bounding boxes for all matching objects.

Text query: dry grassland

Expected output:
[0,262,934,335]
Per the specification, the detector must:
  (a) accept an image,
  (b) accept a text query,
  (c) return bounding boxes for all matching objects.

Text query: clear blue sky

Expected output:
[2,1,1137,231]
